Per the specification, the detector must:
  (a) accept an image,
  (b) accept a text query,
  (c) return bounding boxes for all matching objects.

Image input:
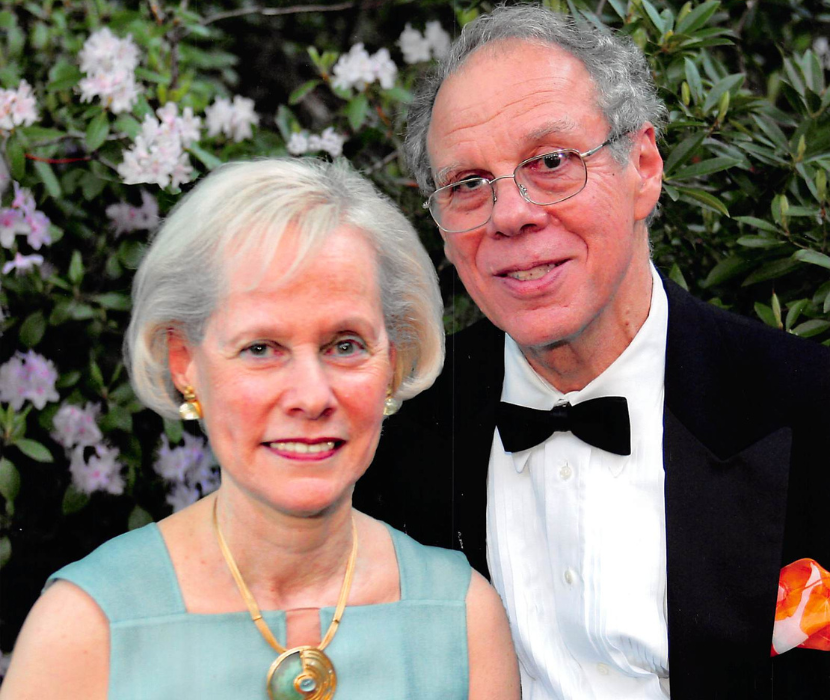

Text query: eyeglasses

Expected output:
[423,133,625,234]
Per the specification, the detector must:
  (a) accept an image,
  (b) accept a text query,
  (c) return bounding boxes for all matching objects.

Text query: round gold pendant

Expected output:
[267,646,337,700]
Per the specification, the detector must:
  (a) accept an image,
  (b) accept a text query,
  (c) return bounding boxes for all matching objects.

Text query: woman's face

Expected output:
[169,226,395,518]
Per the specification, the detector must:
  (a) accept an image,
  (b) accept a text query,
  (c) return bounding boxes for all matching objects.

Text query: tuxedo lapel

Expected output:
[662,279,792,698]
[445,319,505,576]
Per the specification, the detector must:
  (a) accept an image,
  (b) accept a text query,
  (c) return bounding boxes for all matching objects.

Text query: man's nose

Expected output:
[488,176,548,237]
[282,355,335,419]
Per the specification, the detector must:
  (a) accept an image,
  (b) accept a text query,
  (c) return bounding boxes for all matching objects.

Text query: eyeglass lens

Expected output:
[429,150,589,233]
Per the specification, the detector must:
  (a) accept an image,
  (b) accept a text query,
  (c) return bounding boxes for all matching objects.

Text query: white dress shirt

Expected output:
[487,265,671,699]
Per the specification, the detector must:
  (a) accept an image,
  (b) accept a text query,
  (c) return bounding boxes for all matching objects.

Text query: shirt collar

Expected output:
[501,264,669,472]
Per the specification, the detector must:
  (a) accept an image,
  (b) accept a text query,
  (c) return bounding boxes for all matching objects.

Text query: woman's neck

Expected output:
[211,486,356,612]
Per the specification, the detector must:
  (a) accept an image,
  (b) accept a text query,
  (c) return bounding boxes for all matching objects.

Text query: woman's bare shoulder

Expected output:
[0,580,109,699]
[466,571,521,700]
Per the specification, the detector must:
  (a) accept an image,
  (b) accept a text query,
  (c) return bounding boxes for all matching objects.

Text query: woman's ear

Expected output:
[167,330,196,394]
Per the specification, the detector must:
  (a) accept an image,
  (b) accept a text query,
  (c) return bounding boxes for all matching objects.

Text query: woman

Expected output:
[1,159,520,699]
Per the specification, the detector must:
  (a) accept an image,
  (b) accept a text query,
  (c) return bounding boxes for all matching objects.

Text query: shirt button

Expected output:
[564,568,576,585]
[597,663,610,676]
[559,464,572,480]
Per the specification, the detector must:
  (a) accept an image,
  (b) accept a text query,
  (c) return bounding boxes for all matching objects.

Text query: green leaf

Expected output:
[19,311,47,347]
[785,299,809,331]
[0,458,21,508]
[736,236,784,249]
[164,417,184,444]
[68,250,84,285]
[734,216,780,234]
[0,536,10,569]
[702,74,745,114]
[33,160,62,198]
[675,186,730,216]
[100,405,132,432]
[93,292,132,311]
[288,79,321,105]
[14,438,54,463]
[135,67,170,84]
[62,484,90,515]
[754,302,778,328]
[702,255,754,288]
[20,126,66,141]
[188,143,222,170]
[128,505,154,530]
[742,258,800,286]
[345,94,369,132]
[383,86,414,104]
[669,157,741,181]
[113,114,141,139]
[792,319,830,338]
[793,249,830,270]
[675,0,720,35]
[684,58,703,104]
[639,0,666,33]
[663,132,706,175]
[6,133,25,179]
[668,263,688,290]
[89,360,105,391]
[86,111,110,152]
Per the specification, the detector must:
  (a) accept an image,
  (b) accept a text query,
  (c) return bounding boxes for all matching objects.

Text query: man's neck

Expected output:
[521,270,655,394]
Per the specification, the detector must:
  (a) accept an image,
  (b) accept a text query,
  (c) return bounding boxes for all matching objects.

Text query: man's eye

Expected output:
[449,177,488,194]
[539,152,566,171]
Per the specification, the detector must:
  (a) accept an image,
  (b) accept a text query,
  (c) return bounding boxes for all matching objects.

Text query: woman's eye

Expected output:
[242,343,272,357]
[450,177,487,194]
[327,337,366,357]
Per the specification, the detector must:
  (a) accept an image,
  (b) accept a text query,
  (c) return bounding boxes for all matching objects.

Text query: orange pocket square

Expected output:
[772,558,830,656]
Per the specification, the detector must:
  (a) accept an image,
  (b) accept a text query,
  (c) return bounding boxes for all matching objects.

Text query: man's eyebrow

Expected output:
[524,118,579,143]
[430,119,580,187]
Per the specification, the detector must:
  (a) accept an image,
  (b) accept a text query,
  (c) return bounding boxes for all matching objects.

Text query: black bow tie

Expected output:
[496,397,631,456]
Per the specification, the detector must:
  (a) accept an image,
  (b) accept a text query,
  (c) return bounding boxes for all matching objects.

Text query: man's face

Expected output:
[427,40,663,358]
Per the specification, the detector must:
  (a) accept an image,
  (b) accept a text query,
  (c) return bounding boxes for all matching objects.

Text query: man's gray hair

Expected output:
[125,158,444,419]
[405,4,668,192]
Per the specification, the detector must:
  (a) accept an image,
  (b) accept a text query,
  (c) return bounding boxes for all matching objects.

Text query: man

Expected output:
[356,5,830,699]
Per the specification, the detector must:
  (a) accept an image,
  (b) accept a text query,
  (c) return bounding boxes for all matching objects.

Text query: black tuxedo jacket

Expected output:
[356,279,830,698]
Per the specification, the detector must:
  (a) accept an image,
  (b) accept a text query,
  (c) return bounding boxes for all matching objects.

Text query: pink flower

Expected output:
[52,403,104,448]
[0,351,59,410]
[2,252,44,276]
[69,443,125,495]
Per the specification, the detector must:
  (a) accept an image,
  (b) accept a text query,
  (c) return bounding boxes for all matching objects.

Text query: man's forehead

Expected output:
[432,117,581,183]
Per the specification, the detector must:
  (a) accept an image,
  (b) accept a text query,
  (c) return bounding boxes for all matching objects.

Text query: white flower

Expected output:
[311,127,346,158]
[52,402,103,449]
[425,21,452,59]
[0,208,29,248]
[205,95,259,142]
[398,22,452,64]
[332,43,398,91]
[0,79,40,132]
[78,28,141,114]
[117,104,202,188]
[399,24,432,64]
[0,350,59,410]
[105,190,159,236]
[154,433,219,510]
[166,482,202,512]
[2,252,44,276]
[69,443,125,495]
[287,131,310,155]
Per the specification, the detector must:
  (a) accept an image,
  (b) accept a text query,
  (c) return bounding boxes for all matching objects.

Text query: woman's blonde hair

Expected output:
[125,158,444,419]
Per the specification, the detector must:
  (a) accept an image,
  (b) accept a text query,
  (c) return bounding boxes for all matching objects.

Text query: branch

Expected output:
[201,1,380,26]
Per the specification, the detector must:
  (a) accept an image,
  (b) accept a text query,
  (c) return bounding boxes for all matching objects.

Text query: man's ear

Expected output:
[631,123,664,223]
[167,330,197,394]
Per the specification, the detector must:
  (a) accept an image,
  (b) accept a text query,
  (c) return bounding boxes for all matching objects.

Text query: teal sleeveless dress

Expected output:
[47,522,471,699]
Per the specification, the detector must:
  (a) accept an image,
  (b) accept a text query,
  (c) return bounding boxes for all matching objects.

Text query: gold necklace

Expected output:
[212,499,358,700]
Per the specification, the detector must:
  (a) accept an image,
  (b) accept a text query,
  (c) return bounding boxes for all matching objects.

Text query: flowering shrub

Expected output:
[0,0,827,678]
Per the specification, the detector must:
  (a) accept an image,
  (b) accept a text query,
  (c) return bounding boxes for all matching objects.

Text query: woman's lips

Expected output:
[265,439,344,460]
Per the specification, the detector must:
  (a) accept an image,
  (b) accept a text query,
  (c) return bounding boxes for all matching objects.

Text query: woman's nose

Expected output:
[282,355,335,419]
